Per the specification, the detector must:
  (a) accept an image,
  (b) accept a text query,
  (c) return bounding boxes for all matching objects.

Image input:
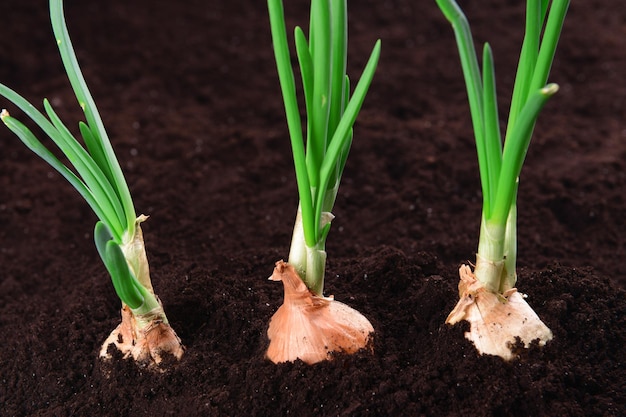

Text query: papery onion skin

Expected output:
[446,264,553,361]
[266,260,374,364]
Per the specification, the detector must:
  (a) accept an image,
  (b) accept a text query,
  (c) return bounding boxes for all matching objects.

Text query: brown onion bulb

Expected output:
[266,260,374,364]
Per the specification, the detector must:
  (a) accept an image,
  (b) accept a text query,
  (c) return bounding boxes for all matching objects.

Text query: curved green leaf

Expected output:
[1,112,123,239]
[94,222,143,309]
[50,0,136,235]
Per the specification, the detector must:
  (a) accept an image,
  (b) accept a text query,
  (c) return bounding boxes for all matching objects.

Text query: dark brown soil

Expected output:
[1,0,625,416]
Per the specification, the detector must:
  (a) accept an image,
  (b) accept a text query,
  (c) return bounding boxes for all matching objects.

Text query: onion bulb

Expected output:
[446,264,553,360]
[266,260,374,364]
[100,303,184,369]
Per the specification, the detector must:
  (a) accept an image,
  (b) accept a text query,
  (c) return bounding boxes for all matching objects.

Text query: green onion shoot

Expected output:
[0,0,183,367]
[266,0,380,364]
[436,0,569,360]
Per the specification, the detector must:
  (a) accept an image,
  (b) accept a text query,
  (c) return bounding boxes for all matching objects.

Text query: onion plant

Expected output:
[0,0,183,367]
[436,0,569,360]
[265,0,380,364]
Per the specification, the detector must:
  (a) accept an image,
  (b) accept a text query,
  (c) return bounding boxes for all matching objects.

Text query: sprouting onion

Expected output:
[0,0,183,367]
[436,0,569,360]
[265,0,380,364]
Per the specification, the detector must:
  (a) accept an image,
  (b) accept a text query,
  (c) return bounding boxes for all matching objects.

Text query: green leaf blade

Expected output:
[492,84,559,225]
[1,111,125,240]
[103,238,145,310]
[50,0,136,235]
[481,43,503,218]
[79,121,116,187]
[435,0,489,208]
[327,0,347,143]
[507,0,542,130]
[295,27,314,121]
[529,0,570,93]
[306,0,332,188]
[314,39,381,231]
[42,99,128,233]
[267,0,316,247]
